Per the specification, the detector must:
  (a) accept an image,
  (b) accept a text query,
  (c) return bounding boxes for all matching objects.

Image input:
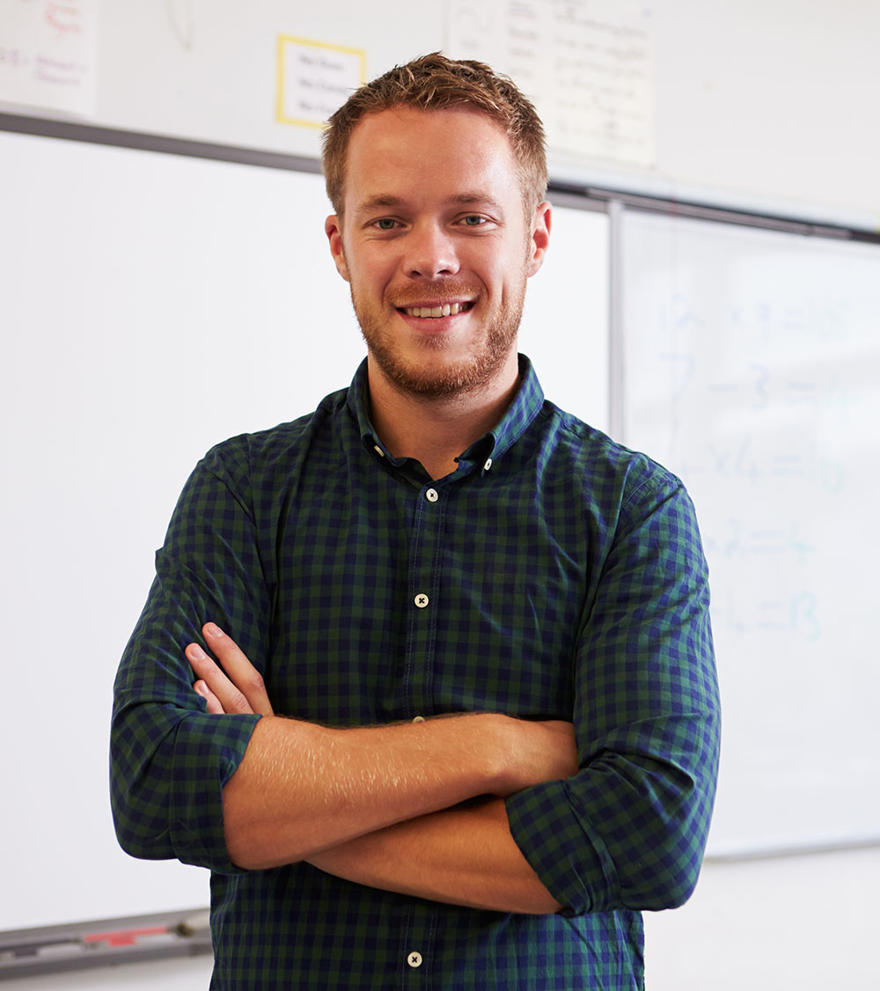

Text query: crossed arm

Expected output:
[186,623,578,914]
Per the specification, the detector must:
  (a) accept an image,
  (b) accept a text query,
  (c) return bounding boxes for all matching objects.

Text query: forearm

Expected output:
[307,798,562,915]
[222,713,556,870]
[189,625,577,872]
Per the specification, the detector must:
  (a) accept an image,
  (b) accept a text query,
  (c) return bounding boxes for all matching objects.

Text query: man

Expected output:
[111,54,720,989]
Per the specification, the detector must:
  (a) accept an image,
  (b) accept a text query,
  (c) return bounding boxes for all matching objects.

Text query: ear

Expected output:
[526,201,552,278]
[325,215,350,282]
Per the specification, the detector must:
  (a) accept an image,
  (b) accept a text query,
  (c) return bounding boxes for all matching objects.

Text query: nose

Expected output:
[404,221,460,279]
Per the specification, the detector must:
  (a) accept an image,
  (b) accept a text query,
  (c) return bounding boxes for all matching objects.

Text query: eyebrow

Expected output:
[353,192,505,215]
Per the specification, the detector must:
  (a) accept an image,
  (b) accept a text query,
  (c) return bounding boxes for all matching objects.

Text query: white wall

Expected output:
[644,847,880,990]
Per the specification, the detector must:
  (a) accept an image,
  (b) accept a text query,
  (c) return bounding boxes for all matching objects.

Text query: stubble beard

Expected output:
[351,281,527,400]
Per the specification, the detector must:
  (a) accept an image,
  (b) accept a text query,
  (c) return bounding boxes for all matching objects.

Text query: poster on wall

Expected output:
[446,0,655,169]
[0,0,98,116]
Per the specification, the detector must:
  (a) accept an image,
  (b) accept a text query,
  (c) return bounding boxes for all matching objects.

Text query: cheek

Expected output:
[348,253,395,295]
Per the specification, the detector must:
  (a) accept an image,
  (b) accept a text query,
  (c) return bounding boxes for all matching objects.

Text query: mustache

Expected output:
[389,283,481,307]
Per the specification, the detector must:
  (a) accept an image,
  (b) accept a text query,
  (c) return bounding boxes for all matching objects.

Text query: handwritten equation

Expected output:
[703,521,822,642]
[642,288,859,496]
[622,214,880,664]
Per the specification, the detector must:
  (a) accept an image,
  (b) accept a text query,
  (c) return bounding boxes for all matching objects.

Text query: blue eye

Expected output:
[462,215,486,226]
[375,218,397,230]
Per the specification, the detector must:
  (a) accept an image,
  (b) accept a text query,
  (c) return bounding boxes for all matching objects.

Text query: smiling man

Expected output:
[326,102,550,479]
[111,54,720,990]
[330,106,541,394]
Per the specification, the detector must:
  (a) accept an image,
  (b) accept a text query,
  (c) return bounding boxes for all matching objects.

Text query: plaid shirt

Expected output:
[111,356,720,990]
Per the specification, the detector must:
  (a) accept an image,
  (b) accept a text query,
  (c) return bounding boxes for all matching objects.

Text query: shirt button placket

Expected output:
[413,487,437,614]
[403,482,442,730]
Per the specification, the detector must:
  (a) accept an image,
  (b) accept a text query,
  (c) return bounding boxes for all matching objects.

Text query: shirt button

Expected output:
[425,488,439,503]
[407,951,423,968]
[412,715,426,723]
[483,457,493,471]
[414,593,429,609]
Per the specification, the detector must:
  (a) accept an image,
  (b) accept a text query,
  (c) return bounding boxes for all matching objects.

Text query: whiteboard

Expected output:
[0,129,608,931]
[619,210,880,856]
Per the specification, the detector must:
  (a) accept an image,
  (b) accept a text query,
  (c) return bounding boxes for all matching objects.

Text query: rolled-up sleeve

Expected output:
[110,439,267,873]
[505,468,721,916]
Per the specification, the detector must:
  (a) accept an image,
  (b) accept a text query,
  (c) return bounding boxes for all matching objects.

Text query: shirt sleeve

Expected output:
[505,464,721,916]
[110,438,267,874]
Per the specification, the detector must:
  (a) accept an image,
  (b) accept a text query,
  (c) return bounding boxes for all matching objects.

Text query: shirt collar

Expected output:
[346,354,545,473]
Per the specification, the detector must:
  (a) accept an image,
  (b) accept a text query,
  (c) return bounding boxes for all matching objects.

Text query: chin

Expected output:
[373,342,516,399]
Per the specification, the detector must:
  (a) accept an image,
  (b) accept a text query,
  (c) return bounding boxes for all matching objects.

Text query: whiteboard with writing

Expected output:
[619,211,880,856]
[0,128,607,931]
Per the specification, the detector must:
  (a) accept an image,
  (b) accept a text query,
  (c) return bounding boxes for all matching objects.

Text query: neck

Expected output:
[367,351,520,480]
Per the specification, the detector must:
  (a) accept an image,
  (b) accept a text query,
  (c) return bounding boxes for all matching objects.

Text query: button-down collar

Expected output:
[348,355,545,478]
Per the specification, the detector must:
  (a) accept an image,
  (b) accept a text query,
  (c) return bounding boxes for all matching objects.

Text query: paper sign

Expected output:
[0,0,98,116]
[446,0,655,168]
[276,36,366,130]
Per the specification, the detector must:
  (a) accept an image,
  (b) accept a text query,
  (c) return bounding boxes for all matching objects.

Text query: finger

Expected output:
[194,679,225,715]
[185,642,255,714]
[203,622,274,716]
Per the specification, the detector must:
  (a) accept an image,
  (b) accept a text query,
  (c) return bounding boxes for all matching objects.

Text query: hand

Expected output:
[185,623,274,716]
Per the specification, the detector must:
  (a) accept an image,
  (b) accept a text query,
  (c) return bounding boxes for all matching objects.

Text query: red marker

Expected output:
[83,926,169,948]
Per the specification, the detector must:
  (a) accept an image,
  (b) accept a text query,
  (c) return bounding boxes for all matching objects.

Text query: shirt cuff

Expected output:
[168,710,262,874]
[505,779,607,917]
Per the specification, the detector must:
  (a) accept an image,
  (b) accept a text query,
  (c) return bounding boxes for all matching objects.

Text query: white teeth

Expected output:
[405,302,466,318]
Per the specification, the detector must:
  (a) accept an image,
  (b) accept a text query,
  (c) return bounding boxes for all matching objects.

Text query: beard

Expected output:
[350,278,527,400]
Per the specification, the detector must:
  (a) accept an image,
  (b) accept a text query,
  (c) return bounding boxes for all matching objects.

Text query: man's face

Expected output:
[325,107,550,399]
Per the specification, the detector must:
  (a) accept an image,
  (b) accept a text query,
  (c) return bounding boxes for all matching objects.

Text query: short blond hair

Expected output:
[322,52,547,215]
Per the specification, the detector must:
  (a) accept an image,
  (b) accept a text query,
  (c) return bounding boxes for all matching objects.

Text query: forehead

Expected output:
[343,107,521,211]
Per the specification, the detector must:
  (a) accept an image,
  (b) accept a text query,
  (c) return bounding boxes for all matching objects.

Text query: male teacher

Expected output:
[111,53,720,990]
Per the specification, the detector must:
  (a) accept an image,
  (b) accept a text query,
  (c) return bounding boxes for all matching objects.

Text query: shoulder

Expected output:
[535,400,685,510]
[535,404,707,580]
[197,386,350,490]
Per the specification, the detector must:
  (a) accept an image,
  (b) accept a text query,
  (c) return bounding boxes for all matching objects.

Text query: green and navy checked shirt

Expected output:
[111,356,720,990]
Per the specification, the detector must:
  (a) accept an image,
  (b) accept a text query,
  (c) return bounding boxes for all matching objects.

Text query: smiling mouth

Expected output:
[399,301,475,319]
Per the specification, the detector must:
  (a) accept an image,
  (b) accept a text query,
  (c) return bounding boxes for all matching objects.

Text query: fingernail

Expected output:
[205,623,222,638]
[187,643,207,661]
